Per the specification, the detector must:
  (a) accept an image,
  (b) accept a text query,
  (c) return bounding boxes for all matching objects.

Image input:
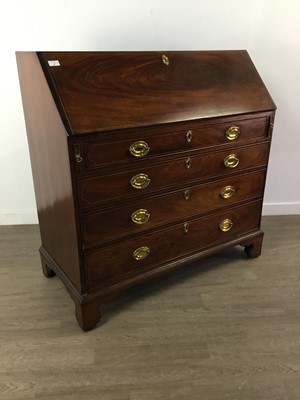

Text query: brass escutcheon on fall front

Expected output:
[133,246,150,261]
[131,209,150,225]
[129,141,150,157]
[219,218,233,232]
[162,54,169,65]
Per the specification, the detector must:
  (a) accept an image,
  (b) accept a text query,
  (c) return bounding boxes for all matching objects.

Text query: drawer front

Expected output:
[78,142,270,207]
[82,170,266,247]
[85,200,262,288]
[85,117,268,170]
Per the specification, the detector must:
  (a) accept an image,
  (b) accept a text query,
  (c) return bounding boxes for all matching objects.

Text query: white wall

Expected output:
[1,0,299,224]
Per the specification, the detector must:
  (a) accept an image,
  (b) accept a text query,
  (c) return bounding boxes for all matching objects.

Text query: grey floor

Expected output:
[0,216,300,399]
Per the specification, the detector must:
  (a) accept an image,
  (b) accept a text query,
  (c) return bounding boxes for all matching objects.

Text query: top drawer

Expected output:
[79,115,269,171]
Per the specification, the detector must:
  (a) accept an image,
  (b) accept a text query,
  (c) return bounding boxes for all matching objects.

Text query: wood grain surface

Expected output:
[78,142,270,208]
[38,51,276,133]
[85,200,262,288]
[83,114,269,170]
[82,170,266,247]
[17,51,276,332]
[16,52,82,292]
[1,216,300,399]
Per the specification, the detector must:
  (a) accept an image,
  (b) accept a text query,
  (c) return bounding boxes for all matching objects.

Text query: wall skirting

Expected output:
[262,202,300,216]
[0,211,38,225]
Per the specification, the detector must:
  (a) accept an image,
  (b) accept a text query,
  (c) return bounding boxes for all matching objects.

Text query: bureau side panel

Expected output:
[16,52,82,292]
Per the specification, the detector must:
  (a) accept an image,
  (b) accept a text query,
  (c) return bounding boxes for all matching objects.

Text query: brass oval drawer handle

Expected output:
[183,222,189,234]
[220,185,236,199]
[129,141,150,158]
[224,154,239,168]
[162,54,169,65]
[219,218,233,232]
[131,209,150,225]
[130,173,150,190]
[225,126,240,141]
[185,157,192,169]
[133,246,150,261]
[186,130,193,143]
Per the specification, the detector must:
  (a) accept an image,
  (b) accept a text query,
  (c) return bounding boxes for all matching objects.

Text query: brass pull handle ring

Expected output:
[224,154,239,168]
[129,141,150,158]
[219,218,233,232]
[220,185,236,199]
[131,209,150,225]
[130,173,150,190]
[75,154,83,163]
[133,246,150,261]
[75,145,82,163]
[225,126,240,141]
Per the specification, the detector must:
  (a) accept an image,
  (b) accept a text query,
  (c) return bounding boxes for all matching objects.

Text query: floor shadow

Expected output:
[102,245,247,322]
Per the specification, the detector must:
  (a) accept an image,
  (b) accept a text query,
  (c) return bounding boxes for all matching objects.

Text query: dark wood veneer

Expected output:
[38,51,275,133]
[78,142,270,207]
[85,200,262,289]
[84,116,268,170]
[17,51,276,330]
[82,170,266,248]
[16,52,82,292]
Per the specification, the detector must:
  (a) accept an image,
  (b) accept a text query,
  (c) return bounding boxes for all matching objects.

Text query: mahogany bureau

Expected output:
[16,51,276,330]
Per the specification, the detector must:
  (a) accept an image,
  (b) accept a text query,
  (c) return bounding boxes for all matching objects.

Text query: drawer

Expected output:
[85,200,262,289]
[78,142,270,207]
[82,170,266,247]
[84,116,268,170]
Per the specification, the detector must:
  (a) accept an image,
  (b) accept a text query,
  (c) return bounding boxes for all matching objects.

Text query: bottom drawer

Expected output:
[85,200,262,289]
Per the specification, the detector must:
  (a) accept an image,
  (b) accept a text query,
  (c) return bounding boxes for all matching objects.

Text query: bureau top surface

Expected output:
[37,50,276,135]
